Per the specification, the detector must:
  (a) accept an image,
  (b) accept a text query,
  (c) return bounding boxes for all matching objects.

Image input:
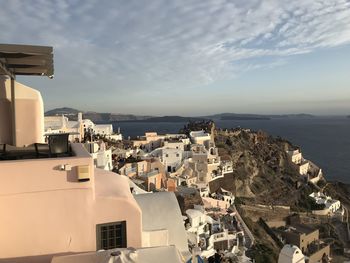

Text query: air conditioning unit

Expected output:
[77,165,90,182]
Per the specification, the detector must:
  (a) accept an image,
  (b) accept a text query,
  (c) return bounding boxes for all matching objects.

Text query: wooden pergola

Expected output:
[0,43,54,145]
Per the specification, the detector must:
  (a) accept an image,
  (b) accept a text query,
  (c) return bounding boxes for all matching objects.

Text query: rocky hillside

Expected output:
[210,128,311,206]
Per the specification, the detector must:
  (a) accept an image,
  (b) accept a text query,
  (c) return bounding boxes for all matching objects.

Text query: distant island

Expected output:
[45,107,315,123]
[204,112,314,121]
[212,113,271,120]
[221,115,270,120]
[118,116,206,123]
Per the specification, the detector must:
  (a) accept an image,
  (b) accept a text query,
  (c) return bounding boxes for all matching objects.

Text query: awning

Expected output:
[0,43,54,78]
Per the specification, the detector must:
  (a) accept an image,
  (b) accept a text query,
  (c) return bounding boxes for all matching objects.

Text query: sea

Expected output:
[112,117,350,183]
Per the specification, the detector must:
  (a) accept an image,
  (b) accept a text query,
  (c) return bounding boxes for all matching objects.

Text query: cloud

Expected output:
[0,0,350,110]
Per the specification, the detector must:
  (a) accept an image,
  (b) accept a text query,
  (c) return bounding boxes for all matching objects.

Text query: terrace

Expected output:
[0,133,73,160]
[0,143,94,196]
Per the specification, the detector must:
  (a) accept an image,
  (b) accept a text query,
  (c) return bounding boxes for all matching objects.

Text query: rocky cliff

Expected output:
[210,128,310,206]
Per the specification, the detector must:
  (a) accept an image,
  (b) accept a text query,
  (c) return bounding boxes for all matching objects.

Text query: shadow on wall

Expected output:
[66,167,78,183]
[0,76,12,144]
[53,165,80,183]
[149,182,156,191]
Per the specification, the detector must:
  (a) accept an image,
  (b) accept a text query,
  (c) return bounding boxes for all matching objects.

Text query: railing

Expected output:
[125,167,137,175]
[139,170,159,177]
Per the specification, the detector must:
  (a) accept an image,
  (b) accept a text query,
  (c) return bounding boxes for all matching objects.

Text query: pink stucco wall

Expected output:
[0,144,142,261]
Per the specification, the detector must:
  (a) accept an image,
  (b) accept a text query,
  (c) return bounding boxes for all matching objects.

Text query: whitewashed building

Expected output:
[84,141,113,171]
[44,115,84,142]
[149,148,184,173]
[287,150,302,165]
[309,192,341,214]
[82,118,114,136]
[94,124,113,136]
[190,130,211,146]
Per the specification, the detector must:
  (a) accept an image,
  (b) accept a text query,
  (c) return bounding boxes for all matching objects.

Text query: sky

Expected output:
[1,0,350,116]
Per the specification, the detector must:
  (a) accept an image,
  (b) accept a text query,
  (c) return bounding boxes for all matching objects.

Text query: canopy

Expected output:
[0,43,54,78]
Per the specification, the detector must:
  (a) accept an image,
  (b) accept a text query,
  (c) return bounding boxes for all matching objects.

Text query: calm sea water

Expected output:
[113,117,350,183]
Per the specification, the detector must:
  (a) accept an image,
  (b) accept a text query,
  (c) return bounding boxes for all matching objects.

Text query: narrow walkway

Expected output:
[232,204,255,248]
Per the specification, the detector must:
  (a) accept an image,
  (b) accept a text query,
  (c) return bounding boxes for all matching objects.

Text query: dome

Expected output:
[278,244,305,263]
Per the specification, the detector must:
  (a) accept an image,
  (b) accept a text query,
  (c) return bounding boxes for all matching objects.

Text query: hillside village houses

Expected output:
[117,158,166,192]
[287,149,323,184]
[287,148,343,215]
[106,127,254,260]
[309,192,342,215]
[185,205,243,258]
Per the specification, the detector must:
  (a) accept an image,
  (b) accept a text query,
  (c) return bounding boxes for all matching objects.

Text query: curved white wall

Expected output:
[0,77,44,146]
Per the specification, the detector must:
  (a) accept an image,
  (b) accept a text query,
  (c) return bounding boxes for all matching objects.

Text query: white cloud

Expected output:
[0,0,350,110]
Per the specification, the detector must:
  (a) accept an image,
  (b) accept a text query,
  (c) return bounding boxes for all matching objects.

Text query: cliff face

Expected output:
[211,129,304,206]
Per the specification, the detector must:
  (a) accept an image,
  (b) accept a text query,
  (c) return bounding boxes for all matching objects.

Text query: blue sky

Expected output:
[1,0,350,115]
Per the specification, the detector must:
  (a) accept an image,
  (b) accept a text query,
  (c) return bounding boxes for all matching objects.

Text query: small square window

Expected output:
[96,221,127,250]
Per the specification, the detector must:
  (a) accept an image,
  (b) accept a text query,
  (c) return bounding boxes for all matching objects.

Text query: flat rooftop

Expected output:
[284,224,317,235]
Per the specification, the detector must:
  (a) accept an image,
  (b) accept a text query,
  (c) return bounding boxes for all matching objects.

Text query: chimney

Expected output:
[78,112,83,122]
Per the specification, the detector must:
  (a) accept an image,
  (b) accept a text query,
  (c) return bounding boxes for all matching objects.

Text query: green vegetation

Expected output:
[250,243,277,263]
[241,210,279,262]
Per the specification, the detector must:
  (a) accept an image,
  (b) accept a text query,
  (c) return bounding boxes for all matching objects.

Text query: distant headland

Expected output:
[45,107,317,123]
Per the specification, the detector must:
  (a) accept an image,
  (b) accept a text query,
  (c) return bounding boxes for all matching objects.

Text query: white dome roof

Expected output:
[278,244,305,263]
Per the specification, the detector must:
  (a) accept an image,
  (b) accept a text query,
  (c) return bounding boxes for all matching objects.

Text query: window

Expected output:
[176,154,179,157]
[96,221,127,250]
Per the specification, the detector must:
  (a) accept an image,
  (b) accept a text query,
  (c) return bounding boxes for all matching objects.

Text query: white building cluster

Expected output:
[44,113,122,142]
[129,129,222,190]
[184,204,244,259]
[309,192,342,215]
[287,149,323,184]
[111,126,254,261]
